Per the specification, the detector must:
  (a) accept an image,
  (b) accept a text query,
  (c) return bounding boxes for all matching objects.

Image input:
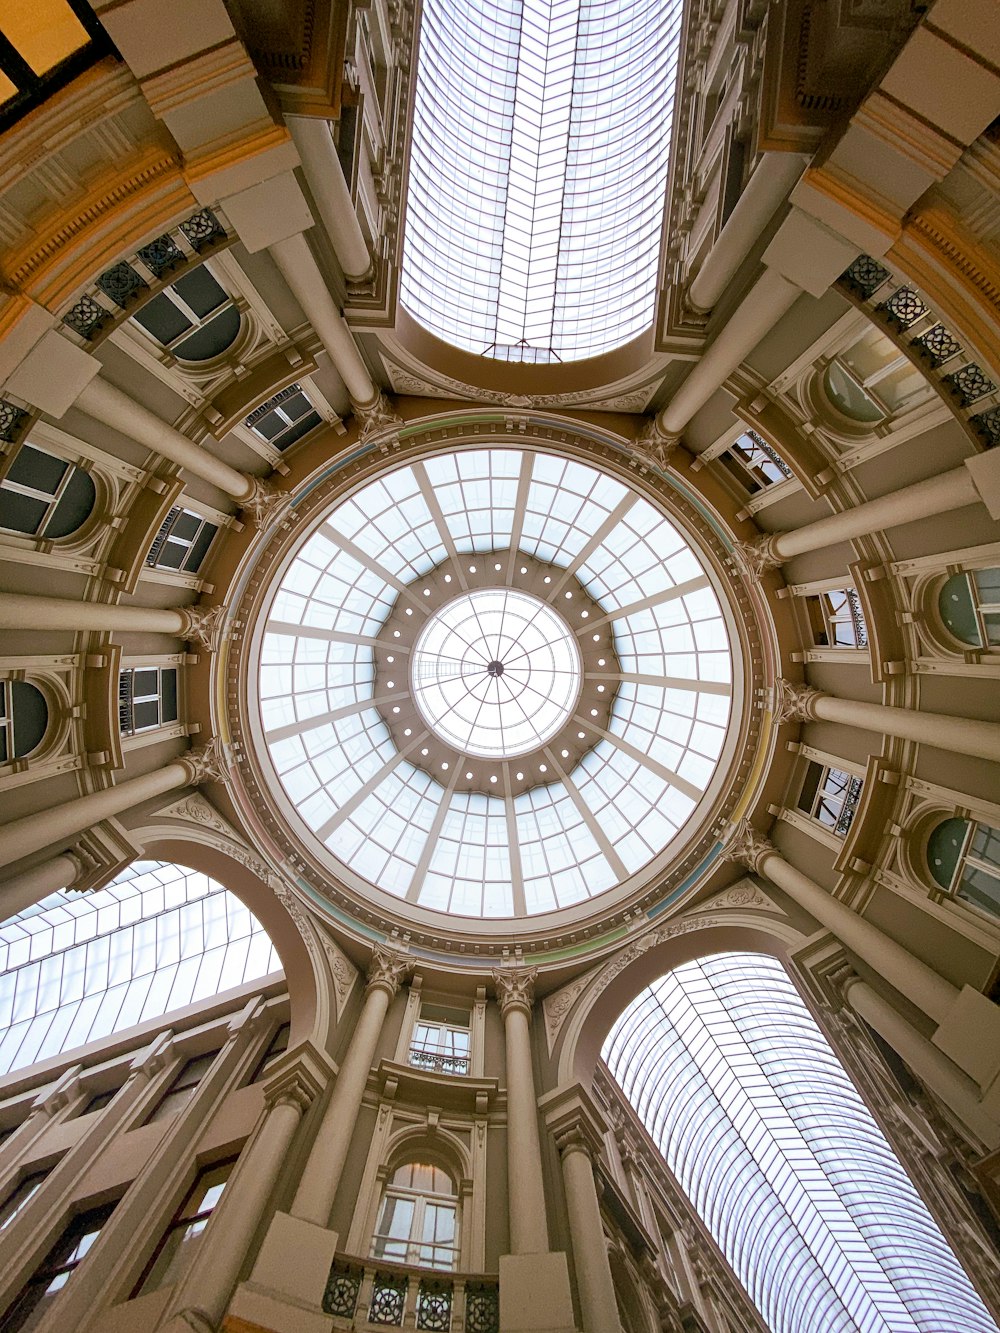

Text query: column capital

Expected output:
[177,604,226,652]
[493,966,538,1019]
[261,1044,330,1115]
[365,944,411,999]
[541,1082,608,1161]
[723,818,776,874]
[770,677,825,724]
[240,476,289,531]
[732,534,782,576]
[178,739,229,787]
[630,417,681,471]
[827,960,862,1008]
[356,389,402,443]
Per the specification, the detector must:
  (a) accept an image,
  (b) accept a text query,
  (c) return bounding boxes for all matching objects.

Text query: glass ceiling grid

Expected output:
[401,0,681,360]
[256,448,731,918]
[603,953,998,1333]
[0,862,280,1076]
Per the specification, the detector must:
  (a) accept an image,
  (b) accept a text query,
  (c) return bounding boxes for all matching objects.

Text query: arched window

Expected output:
[0,860,281,1075]
[0,680,48,762]
[603,951,996,1333]
[928,817,1000,919]
[0,444,95,540]
[131,265,240,362]
[822,325,932,425]
[938,569,1000,649]
[371,1162,458,1271]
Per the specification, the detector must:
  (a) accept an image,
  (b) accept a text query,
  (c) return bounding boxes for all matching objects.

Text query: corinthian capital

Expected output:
[630,417,680,471]
[366,945,411,998]
[493,966,538,1019]
[770,677,824,725]
[240,476,289,531]
[356,390,403,445]
[731,534,782,577]
[723,818,775,874]
[179,738,229,786]
[177,603,225,652]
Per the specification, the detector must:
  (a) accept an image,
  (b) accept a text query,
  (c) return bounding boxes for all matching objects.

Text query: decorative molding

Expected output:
[630,417,680,470]
[177,605,226,653]
[770,677,824,724]
[543,972,594,1051]
[731,535,783,577]
[590,916,721,999]
[356,390,403,444]
[493,967,538,1019]
[178,739,229,786]
[240,476,289,531]
[723,819,776,875]
[690,878,779,913]
[366,945,412,999]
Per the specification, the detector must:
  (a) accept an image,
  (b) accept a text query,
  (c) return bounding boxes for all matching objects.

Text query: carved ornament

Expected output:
[493,966,538,1018]
[731,535,782,577]
[723,819,776,875]
[177,604,226,652]
[366,944,412,998]
[770,677,824,725]
[240,476,289,530]
[178,738,229,786]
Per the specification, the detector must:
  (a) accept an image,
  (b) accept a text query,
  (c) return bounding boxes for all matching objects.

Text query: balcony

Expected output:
[322,1256,499,1332]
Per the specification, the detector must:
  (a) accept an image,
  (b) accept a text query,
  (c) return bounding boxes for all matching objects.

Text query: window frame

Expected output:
[145,506,219,575]
[0,1171,49,1232]
[0,1201,115,1330]
[796,761,864,838]
[935,818,1000,920]
[245,384,323,453]
[408,1013,472,1077]
[133,1158,236,1297]
[0,442,95,542]
[806,587,868,649]
[118,666,179,737]
[144,1051,220,1125]
[370,1162,459,1272]
[130,260,240,362]
[0,679,49,764]
[718,430,792,495]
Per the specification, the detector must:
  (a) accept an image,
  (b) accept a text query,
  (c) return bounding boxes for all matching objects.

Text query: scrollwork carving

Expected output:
[356,390,403,444]
[770,677,824,724]
[177,604,226,652]
[630,417,679,470]
[240,476,289,531]
[731,535,782,577]
[178,738,228,786]
[493,966,538,1018]
[723,818,775,874]
[366,944,411,998]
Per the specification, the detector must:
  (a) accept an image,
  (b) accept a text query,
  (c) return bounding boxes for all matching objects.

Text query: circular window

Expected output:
[411,589,581,758]
[253,446,735,919]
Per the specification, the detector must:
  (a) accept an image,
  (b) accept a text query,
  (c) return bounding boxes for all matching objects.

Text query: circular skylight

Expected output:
[411,589,581,758]
[254,446,733,919]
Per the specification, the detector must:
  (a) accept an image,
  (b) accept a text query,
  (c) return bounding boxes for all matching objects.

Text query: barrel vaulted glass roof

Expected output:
[0,861,280,1075]
[400,0,682,362]
[604,952,998,1333]
[256,447,732,918]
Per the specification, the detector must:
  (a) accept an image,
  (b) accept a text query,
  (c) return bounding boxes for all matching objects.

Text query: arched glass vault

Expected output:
[603,951,997,1333]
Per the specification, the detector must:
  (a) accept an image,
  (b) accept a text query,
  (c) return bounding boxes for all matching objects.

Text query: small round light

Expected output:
[597,685,605,693]
[520,566,527,574]
[441,762,449,770]
[592,634,600,641]
[489,774,497,783]
[466,771,473,779]
[590,708,598,716]
[392,706,400,714]
[539,763,547,773]
[387,656,395,664]
[495,562,502,571]
[421,747,429,756]
[561,749,569,758]
[394,630,401,638]
[598,658,605,666]
[404,728,412,736]
[423,588,431,596]
[578,731,585,739]
[543,576,551,584]
[516,771,524,780]
[405,608,413,616]
[387,681,394,688]
[445,574,452,583]
[564,591,572,599]
[581,610,589,618]
[469,565,477,573]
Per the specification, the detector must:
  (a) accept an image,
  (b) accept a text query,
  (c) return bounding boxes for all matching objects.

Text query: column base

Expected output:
[499,1252,578,1333]
[227,1212,338,1333]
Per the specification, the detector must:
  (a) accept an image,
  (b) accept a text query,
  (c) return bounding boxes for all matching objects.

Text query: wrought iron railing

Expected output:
[322,1256,499,1332]
[846,589,868,649]
[117,671,134,736]
[834,776,864,837]
[408,1046,471,1076]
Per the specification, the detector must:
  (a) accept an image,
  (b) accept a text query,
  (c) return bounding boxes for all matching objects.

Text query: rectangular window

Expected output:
[145,1051,219,1124]
[0,1172,49,1232]
[79,1089,117,1116]
[408,1005,471,1076]
[118,667,178,736]
[805,589,868,649]
[0,1202,115,1331]
[134,1160,234,1296]
[796,762,863,838]
[245,385,322,452]
[146,507,218,574]
[250,1021,291,1083]
[717,430,791,494]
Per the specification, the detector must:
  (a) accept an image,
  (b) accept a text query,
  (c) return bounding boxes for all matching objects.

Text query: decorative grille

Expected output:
[944,364,998,407]
[835,776,864,837]
[416,1277,453,1331]
[179,208,227,252]
[878,285,929,329]
[369,1271,407,1324]
[913,323,963,368]
[245,384,303,429]
[846,589,868,649]
[117,671,134,735]
[0,400,28,444]
[408,1048,471,1076]
[746,428,792,480]
[840,255,891,300]
[137,234,185,279]
[145,507,182,568]
[62,293,110,340]
[971,407,1000,450]
[322,1260,362,1317]
[95,261,148,309]
[465,1281,500,1333]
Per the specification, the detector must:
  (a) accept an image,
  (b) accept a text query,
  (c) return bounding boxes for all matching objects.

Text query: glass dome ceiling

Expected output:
[254,447,732,919]
[400,0,683,362]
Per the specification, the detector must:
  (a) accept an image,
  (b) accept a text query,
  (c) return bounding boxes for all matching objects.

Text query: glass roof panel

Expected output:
[255,447,732,919]
[603,952,998,1333]
[0,861,280,1075]
[401,0,682,361]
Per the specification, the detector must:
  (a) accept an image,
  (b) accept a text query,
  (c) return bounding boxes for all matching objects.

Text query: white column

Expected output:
[0,592,190,635]
[773,679,1000,763]
[269,233,377,408]
[286,117,372,281]
[75,377,253,501]
[688,153,808,312]
[165,1055,324,1328]
[837,969,999,1150]
[0,743,223,871]
[557,1133,622,1333]
[728,822,958,1025]
[494,969,550,1255]
[0,853,83,920]
[291,947,409,1227]
[656,268,801,437]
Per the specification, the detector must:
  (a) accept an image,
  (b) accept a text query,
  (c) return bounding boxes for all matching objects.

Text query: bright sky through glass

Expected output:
[411,589,581,757]
[257,448,731,917]
[604,953,999,1333]
[401,0,683,361]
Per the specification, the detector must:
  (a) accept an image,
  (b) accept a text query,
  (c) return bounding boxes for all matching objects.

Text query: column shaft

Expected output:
[812,694,1000,763]
[772,467,977,560]
[759,850,958,1024]
[0,592,186,635]
[503,1005,550,1254]
[170,1097,305,1325]
[0,854,80,921]
[689,153,807,312]
[287,117,372,280]
[843,976,999,1149]
[76,378,252,501]
[0,763,190,870]
[560,1146,621,1333]
[658,268,801,436]
[269,233,376,407]
[292,984,391,1227]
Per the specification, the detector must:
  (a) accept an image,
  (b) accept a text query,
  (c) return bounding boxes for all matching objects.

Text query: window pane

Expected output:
[171,267,227,318]
[0,491,47,535]
[173,306,240,362]
[45,470,95,539]
[7,446,66,493]
[133,294,191,345]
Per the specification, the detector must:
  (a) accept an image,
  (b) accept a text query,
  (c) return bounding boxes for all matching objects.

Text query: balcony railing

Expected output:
[323,1255,499,1332]
[408,1046,471,1077]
